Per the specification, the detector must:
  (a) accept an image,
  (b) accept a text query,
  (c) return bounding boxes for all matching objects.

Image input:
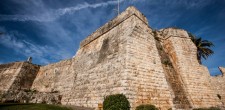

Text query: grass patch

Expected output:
[0,103,72,110]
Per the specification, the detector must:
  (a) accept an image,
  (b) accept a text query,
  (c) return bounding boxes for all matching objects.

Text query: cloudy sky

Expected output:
[0,0,224,75]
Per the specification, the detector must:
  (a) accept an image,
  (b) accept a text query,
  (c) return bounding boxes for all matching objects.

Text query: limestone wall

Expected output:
[154,31,192,109]
[0,6,224,110]
[210,67,225,105]
[0,62,39,92]
[63,11,135,108]
[160,28,222,108]
[0,62,40,102]
[9,62,40,91]
[31,59,74,95]
[60,7,173,110]
[124,20,173,109]
[0,62,24,92]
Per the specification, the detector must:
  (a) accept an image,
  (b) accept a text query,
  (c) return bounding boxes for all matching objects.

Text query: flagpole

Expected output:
[118,0,120,15]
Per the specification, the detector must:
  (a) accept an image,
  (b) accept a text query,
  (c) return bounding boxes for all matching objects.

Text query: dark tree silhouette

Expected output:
[189,33,214,64]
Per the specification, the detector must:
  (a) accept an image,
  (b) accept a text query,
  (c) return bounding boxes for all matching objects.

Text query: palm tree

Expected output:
[188,33,214,64]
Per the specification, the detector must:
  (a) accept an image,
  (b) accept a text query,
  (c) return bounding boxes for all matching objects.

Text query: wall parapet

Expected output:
[158,28,191,40]
[1,6,224,110]
[80,6,148,47]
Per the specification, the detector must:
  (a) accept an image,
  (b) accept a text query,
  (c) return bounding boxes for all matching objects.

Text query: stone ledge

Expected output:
[80,6,148,47]
[159,28,191,40]
[0,62,23,69]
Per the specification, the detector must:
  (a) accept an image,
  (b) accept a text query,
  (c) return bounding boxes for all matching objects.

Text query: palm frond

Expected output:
[189,32,214,64]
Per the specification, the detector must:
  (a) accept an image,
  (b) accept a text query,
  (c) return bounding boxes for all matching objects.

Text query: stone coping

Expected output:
[80,6,148,47]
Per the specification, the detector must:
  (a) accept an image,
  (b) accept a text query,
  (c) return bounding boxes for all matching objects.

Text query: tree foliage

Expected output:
[103,94,130,110]
[188,33,214,64]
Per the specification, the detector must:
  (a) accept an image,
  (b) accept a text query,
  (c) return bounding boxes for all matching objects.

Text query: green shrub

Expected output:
[103,94,130,110]
[135,104,158,110]
[193,107,220,110]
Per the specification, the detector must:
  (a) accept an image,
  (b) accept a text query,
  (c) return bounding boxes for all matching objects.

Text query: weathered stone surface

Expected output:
[0,6,224,110]
[1,89,61,104]
[154,32,191,109]
[210,67,225,105]
[0,62,24,93]
[79,6,148,47]
[159,28,222,108]
[0,62,40,103]
[0,62,39,93]
[31,59,74,95]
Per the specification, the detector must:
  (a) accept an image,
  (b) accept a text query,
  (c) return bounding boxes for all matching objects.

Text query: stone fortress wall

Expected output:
[60,7,174,109]
[0,62,39,93]
[0,62,24,93]
[0,62,40,102]
[31,59,74,95]
[210,67,225,105]
[0,6,225,110]
[158,28,221,108]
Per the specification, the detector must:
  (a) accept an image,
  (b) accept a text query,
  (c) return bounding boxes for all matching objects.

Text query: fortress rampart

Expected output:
[0,6,224,110]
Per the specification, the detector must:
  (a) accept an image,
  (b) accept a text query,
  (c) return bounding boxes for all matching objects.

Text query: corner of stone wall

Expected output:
[159,28,222,108]
[0,61,40,103]
[219,67,225,76]
[123,17,174,109]
[153,30,193,109]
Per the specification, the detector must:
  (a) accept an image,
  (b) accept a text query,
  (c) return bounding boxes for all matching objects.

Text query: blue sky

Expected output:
[0,0,224,75]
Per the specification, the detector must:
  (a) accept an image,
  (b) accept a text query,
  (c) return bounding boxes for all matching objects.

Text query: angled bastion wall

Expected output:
[61,7,173,110]
[159,28,222,108]
[0,6,224,110]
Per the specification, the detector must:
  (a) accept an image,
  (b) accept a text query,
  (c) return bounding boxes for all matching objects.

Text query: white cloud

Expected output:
[0,0,217,65]
[0,29,68,64]
[56,0,125,15]
[0,0,124,22]
[0,31,25,49]
[0,0,214,22]
[140,0,212,8]
[194,26,212,36]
